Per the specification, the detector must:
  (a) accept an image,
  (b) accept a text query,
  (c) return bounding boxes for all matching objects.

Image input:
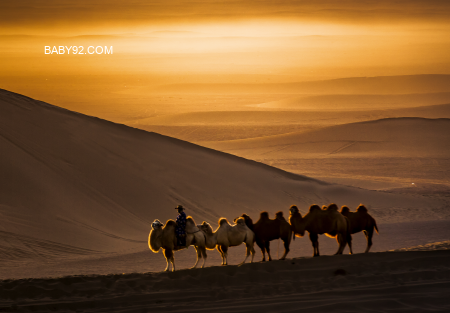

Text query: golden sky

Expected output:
[1,0,450,108]
[2,1,450,35]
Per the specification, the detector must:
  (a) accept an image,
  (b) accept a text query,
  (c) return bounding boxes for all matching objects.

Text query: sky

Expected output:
[0,0,449,110]
[2,1,450,35]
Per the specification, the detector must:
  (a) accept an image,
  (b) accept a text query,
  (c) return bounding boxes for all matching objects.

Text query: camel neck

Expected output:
[150,229,163,251]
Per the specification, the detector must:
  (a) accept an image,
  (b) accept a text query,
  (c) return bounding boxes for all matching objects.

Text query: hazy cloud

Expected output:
[2,0,450,34]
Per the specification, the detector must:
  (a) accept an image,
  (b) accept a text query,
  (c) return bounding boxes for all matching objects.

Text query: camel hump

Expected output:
[326,203,339,211]
[340,206,350,214]
[260,211,270,220]
[235,217,246,225]
[165,220,176,227]
[275,211,285,220]
[186,216,195,223]
[309,204,321,212]
[219,217,229,226]
[356,204,368,213]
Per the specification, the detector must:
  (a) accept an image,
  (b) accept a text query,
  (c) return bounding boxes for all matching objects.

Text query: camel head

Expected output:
[234,213,253,227]
[149,219,164,253]
[289,205,300,216]
[151,219,163,230]
[289,205,305,237]
[199,221,213,234]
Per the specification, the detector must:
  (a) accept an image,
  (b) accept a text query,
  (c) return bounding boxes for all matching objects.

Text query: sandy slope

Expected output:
[0,88,448,265]
[1,250,449,312]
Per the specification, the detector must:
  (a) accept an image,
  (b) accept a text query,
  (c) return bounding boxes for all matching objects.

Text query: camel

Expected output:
[237,212,292,262]
[340,204,379,253]
[289,204,353,257]
[198,217,255,266]
[148,216,206,272]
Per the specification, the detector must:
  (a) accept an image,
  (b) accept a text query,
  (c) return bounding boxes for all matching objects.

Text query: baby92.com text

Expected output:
[44,46,113,55]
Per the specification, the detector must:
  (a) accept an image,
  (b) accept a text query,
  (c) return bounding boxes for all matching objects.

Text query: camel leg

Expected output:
[334,235,341,254]
[280,238,290,260]
[364,228,374,253]
[335,233,347,255]
[265,241,272,261]
[164,259,170,272]
[347,232,353,255]
[250,245,255,263]
[257,241,266,262]
[163,249,174,272]
[309,233,319,257]
[171,255,176,272]
[239,243,251,265]
[191,246,201,269]
[201,247,207,268]
[217,245,225,265]
[221,245,229,265]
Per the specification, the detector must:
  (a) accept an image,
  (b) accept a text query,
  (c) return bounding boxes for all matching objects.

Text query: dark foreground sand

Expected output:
[1,250,449,313]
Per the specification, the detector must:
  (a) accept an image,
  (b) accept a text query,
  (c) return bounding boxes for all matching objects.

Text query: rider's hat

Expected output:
[175,205,184,210]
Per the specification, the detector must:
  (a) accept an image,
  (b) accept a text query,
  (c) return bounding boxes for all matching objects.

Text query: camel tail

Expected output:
[374,221,379,234]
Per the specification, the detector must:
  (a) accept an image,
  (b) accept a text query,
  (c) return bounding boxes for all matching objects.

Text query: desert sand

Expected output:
[2,249,450,313]
[1,86,449,312]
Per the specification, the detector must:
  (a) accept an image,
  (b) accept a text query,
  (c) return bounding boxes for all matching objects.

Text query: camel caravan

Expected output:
[149,203,379,272]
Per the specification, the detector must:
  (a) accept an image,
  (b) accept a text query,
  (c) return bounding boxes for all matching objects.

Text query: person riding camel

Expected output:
[175,205,187,247]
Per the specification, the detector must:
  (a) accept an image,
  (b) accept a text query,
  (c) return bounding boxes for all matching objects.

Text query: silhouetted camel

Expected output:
[198,217,255,266]
[237,211,292,261]
[289,204,353,256]
[340,204,379,253]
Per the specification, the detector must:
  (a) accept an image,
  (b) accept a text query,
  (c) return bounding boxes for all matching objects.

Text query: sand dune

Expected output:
[0,88,448,267]
[1,250,449,312]
[1,88,450,312]
[207,118,450,158]
[128,103,450,142]
[129,103,450,127]
[206,118,450,190]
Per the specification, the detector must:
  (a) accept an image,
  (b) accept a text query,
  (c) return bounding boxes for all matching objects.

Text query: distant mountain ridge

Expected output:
[153,74,450,95]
